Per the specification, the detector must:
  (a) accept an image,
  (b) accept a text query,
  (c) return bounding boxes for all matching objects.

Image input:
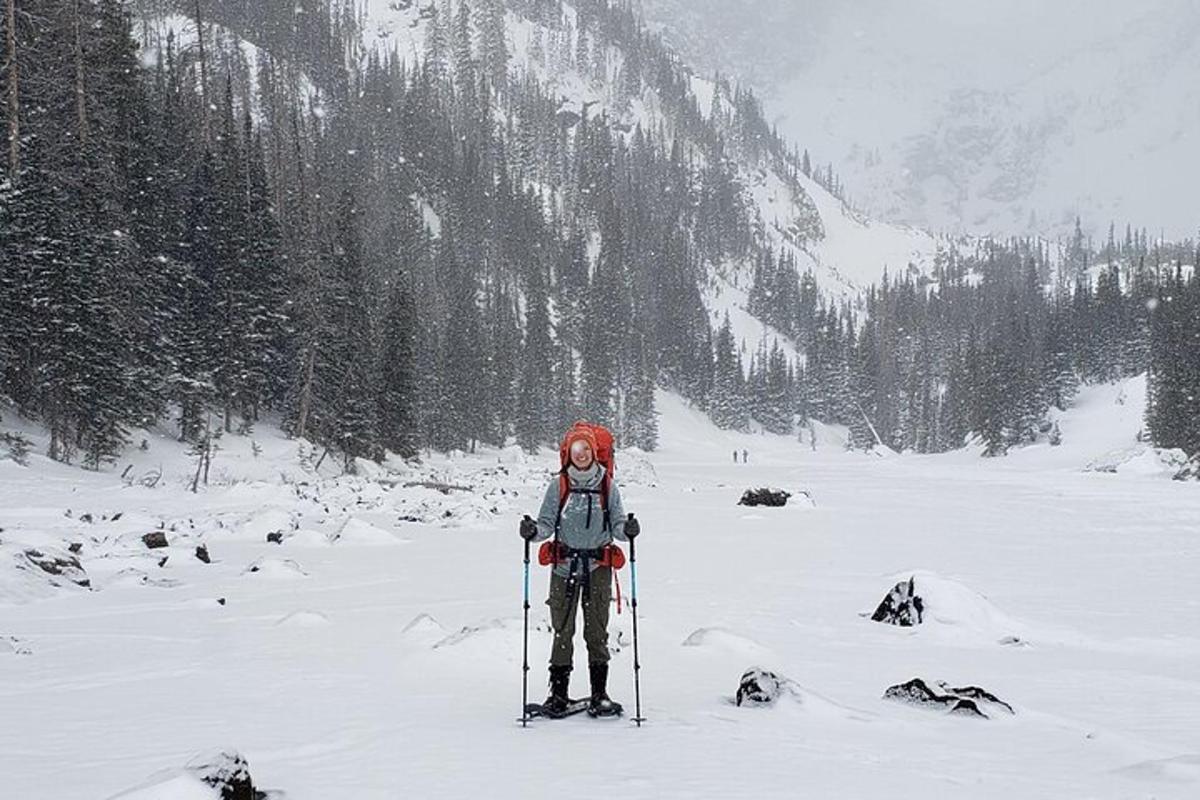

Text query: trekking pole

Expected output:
[626,513,645,726]
[520,516,534,727]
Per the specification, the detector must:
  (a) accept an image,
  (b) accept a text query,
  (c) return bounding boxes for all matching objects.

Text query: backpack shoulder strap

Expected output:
[554,472,569,536]
[600,470,612,532]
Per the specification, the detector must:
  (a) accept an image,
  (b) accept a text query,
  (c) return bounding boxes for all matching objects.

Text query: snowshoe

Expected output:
[587,695,623,718]
[523,698,591,720]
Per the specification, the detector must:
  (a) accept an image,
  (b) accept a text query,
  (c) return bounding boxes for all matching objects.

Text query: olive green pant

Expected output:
[547,567,612,667]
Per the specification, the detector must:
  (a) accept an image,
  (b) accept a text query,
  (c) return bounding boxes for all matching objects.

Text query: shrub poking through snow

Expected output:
[883,678,1014,719]
[1174,454,1200,481]
[871,576,924,626]
[0,431,32,465]
[738,488,791,507]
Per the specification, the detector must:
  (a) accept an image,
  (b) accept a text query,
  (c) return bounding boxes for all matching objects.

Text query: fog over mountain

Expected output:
[639,0,1200,240]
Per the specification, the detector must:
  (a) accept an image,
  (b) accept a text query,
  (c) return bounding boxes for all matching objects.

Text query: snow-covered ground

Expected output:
[3,379,1199,799]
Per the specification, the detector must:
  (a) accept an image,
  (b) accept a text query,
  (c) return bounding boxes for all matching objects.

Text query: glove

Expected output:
[624,513,639,539]
[519,515,538,541]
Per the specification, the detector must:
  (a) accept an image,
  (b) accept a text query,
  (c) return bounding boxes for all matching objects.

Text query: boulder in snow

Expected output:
[883,678,1013,719]
[142,532,169,549]
[867,571,1023,641]
[17,546,91,589]
[187,750,261,800]
[736,667,796,706]
[738,488,791,507]
[110,749,284,800]
[871,576,925,626]
[195,545,211,564]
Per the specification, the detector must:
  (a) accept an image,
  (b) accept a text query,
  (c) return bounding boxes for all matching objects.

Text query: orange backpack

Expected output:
[557,421,615,526]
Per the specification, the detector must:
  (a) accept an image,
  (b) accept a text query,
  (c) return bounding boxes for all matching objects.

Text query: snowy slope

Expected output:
[135,10,317,122]
[355,0,941,299]
[4,379,1200,799]
[640,0,1200,240]
[134,1,943,309]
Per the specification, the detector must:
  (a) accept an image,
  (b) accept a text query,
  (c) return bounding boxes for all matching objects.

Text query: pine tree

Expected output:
[312,188,380,467]
[710,315,747,431]
[475,0,508,92]
[515,262,554,451]
[623,331,659,450]
[379,276,418,458]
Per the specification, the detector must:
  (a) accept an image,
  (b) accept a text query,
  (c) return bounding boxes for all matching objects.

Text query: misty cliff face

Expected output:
[639,0,1200,239]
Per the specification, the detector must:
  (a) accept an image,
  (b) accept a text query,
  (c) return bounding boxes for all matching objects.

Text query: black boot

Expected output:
[588,662,623,717]
[542,665,572,717]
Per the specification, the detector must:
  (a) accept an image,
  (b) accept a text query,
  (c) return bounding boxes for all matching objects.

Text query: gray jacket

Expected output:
[533,463,628,577]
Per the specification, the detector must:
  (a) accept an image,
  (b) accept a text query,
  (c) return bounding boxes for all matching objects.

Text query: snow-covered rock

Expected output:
[682,628,771,660]
[239,509,295,543]
[737,488,792,507]
[242,558,308,580]
[884,678,1014,719]
[1085,446,1189,478]
[1,543,91,602]
[867,572,1022,642]
[402,613,445,637]
[110,749,281,800]
[105,568,181,590]
[870,576,925,627]
[736,667,798,706]
[432,618,517,650]
[331,518,399,546]
[275,611,330,628]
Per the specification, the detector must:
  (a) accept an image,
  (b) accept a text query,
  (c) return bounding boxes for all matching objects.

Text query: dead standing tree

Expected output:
[4,0,18,182]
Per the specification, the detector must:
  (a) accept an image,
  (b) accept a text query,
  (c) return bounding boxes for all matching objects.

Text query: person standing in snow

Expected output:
[519,426,633,717]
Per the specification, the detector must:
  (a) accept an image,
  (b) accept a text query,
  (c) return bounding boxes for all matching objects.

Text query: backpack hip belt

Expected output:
[538,541,626,570]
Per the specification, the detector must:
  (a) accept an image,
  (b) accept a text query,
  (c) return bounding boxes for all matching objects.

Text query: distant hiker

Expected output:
[742,449,749,464]
[520,422,632,718]
[733,449,739,463]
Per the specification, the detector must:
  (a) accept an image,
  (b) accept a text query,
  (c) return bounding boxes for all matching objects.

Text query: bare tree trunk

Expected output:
[72,0,87,146]
[194,0,209,145]
[5,0,18,182]
[295,345,316,440]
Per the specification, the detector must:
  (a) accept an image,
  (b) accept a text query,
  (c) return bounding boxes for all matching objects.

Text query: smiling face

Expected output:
[568,438,595,470]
